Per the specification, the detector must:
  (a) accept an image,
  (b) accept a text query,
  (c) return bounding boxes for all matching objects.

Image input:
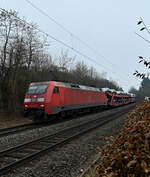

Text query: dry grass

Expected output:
[0,112,32,128]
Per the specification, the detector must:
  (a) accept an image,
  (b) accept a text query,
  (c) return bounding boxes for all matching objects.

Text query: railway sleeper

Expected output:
[28,145,45,151]
[4,152,27,159]
[40,140,59,144]
[22,148,38,154]
[40,141,52,146]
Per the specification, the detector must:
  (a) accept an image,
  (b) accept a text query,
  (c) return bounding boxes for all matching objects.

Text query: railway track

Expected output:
[0,124,36,138]
[0,105,135,176]
[0,106,121,138]
[0,116,76,138]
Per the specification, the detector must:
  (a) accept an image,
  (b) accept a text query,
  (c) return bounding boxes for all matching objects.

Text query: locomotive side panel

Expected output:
[63,88,107,110]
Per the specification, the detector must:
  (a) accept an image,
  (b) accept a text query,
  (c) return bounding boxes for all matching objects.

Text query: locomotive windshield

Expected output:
[27,84,48,94]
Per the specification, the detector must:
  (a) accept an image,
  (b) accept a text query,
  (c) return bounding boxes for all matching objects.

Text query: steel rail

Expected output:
[0,105,135,176]
[0,105,125,138]
[0,115,76,138]
[0,124,36,138]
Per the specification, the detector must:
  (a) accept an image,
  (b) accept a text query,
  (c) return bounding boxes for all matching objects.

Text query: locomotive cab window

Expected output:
[53,86,59,93]
[27,84,48,94]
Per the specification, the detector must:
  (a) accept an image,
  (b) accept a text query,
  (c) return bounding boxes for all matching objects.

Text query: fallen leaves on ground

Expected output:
[95,102,150,177]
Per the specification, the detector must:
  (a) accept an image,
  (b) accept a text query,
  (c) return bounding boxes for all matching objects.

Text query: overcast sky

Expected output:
[1,0,150,91]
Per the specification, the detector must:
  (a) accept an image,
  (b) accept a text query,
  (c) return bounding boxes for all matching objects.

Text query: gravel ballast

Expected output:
[0,104,135,177]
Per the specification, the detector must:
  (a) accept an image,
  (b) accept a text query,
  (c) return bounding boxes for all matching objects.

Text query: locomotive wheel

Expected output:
[23,110,28,117]
[60,111,66,118]
[72,110,78,118]
[33,117,41,123]
[66,110,73,116]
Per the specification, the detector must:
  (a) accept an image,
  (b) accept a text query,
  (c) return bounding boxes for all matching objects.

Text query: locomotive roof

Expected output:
[29,81,135,96]
[30,81,100,92]
[62,82,100,91]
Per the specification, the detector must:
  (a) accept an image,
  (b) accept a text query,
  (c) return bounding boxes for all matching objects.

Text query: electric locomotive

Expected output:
[24,81,108,121]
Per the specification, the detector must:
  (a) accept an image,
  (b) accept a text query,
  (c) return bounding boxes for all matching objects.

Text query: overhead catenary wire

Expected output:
[24,0,136,83]
[0,8,134,88]
[0,9,113,74]
[25,0,115,65]
[135,32,150,44]
[0,8,135,88]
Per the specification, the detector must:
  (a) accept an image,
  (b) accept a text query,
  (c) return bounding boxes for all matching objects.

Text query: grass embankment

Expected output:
[0,112,32,128]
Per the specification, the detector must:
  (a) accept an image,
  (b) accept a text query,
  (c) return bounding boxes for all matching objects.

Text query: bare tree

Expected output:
[58,50,75,71]
[0,9,50,111]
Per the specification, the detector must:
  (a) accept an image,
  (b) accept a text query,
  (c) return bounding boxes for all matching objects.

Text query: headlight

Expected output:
[37,98,45,102]
[24,98,31,103]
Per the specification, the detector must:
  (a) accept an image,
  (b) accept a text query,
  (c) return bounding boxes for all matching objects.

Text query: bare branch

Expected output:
[140,17,150,35]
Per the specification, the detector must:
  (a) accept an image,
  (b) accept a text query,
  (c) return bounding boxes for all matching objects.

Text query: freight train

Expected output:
[24,81,135,122]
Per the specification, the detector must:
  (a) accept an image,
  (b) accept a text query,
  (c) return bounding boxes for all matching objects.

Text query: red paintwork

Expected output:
[106,92,131,107]
[24,81,108,116]
[24,81,133,118]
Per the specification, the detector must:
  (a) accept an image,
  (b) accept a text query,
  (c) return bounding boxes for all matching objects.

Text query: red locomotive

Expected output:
[24,81,135,122]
